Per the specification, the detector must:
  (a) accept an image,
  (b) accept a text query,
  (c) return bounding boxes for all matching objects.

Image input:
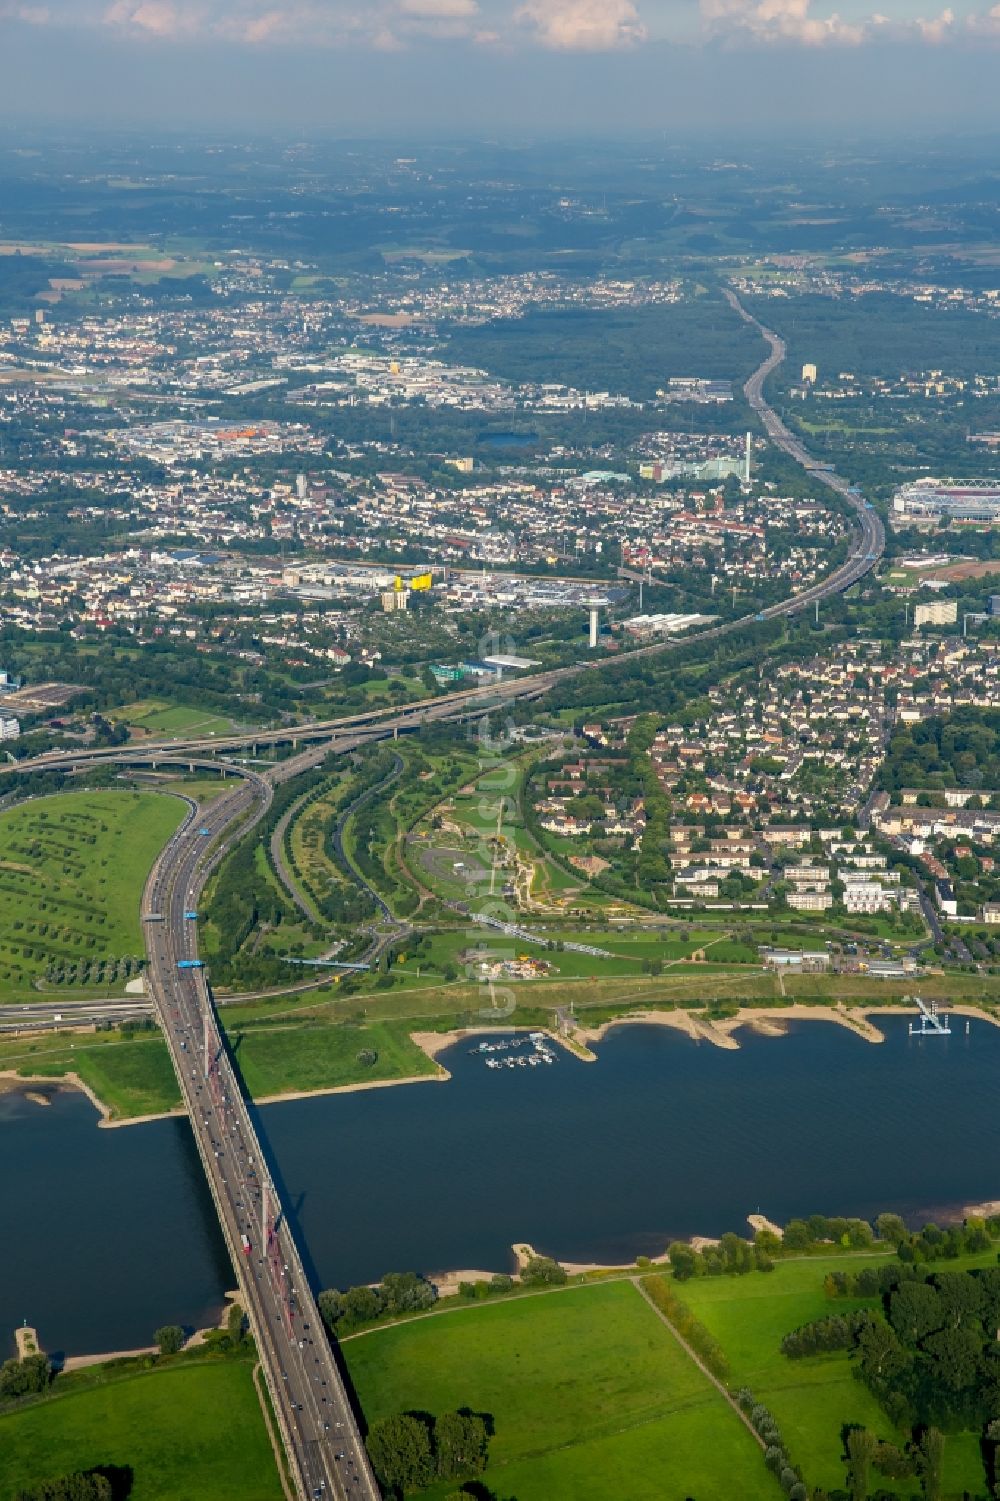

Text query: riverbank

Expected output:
[410,1000,1000,1066]
[0,1068,186,1129]
[11,1000,1000,1129]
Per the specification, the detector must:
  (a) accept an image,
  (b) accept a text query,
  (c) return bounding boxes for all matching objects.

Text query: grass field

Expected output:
[0,791,185,998]
[345,1280,779,1500]
[0,1357,283,1501]
[115,699,236,738]
[3,1030,181,1118]
[229,1018,440,1097]
[680,1253,994,1496]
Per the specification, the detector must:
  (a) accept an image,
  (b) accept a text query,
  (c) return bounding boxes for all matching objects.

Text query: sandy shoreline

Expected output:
[10,1001,1000,1130]
[0,1068,187,1130]
[254,1068,450,1109]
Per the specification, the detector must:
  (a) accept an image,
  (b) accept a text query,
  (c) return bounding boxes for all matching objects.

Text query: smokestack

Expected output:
[588,606,600,650]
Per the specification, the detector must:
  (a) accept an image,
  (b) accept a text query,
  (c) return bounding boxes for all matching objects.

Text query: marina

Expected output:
[471,1032,558,1070]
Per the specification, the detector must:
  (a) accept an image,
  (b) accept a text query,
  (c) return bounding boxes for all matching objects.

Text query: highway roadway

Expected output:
[0,997,154,1033]
[141,773,380,1501]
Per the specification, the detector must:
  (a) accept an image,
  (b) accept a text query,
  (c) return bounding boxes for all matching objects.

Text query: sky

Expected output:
[1,0,999,132]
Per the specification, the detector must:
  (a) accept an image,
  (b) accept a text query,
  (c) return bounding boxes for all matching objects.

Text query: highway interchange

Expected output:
[2,299,887,1501]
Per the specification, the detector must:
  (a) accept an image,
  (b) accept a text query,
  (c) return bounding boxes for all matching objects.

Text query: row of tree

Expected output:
[733,1388,807,1500]
[668,1231,774,1280]
[318,1271,437,1335]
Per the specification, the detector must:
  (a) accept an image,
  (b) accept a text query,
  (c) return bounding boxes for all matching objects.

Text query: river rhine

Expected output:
[5,1016,1000,1356]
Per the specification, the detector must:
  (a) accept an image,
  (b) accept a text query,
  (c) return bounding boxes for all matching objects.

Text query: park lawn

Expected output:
[227,1018,439,1097]
[0,791,185,995]
[345,1281,780,1501]
[680,1255,994,1496]
[0,1358,283,1501]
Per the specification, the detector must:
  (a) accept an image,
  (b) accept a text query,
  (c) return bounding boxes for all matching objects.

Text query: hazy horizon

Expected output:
[2,0,1000,135]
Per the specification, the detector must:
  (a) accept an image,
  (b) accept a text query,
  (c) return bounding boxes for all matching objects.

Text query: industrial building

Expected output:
[893,479,1000,524]
[913,599,958,628]
[623,612,718,638]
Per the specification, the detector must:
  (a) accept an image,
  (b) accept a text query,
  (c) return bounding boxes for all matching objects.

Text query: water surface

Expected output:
[5,1016,999,1355]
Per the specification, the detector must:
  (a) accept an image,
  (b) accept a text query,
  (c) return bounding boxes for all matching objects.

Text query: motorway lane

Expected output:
[142,777,379,1501]
[0,999,154,1033]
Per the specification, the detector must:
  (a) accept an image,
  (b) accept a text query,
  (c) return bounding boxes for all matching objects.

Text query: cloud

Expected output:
[0,2,50,20]
[515,0,646,50]
[397,0,478,15]
[27,0,1000,52]
[700,0,867,44]
[914,5,953,38]
[103,0,202,37]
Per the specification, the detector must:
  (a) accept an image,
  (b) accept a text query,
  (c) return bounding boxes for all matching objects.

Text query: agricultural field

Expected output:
[0,791,185,1001]
[345,1279,779,1501]
[0,1356,283,1501]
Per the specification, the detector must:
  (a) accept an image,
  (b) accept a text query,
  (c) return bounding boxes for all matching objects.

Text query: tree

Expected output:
[875,1212,908,1246]
[916,1426,945,1501]
[890,1283,944,1345]
[318,1289,347,1331]
[667,1241,698,1281]
[933,1270,985,1329]
[0,1353,51,1398]
[922,1325,982,1393]
[873,1440,915,1480]
[366,1413,434,1496]
[434,1411,489,1480]
[520,1255,567,1287]
[343,1285,384,1325]
[845,1426,878,1501]
[381,1271,436,1315]
[153,1325,184,1356]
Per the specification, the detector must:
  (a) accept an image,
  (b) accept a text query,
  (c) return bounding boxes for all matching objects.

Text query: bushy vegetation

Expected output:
[668,1230,774,1280]
[318,1272,437,1336]
[0,1355,52,1401]
[780,1310,875,1359]
[854,1266,1000,1432]
[881,708,1000,795]
[365,1408,490,1498]
[13,1471,120,1501]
